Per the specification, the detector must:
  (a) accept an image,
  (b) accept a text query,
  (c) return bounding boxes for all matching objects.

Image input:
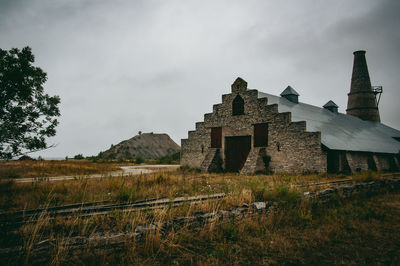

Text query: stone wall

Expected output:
[181,78,327,174]
[346,152,370,172]
[374,154,398,171]
[306,178,400,202]
[343,151,399,172]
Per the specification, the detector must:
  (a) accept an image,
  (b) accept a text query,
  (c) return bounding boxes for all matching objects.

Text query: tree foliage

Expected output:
[0,46,60,159]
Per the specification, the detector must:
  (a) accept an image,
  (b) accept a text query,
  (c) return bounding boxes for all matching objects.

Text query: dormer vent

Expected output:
[280,86,299,103]
[323,100,339,114]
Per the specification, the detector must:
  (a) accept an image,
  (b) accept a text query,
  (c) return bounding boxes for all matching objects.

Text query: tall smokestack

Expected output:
[346,50,380,122]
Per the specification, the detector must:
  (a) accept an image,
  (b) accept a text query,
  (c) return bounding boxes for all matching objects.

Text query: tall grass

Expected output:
[13,192,399,265]
[0,169,341,212]
[1,166,399,265]
[0,160,122,179]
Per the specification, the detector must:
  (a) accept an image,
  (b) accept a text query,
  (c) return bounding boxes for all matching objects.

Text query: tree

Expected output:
[135,156,145,164]
[73,154,84,160]
[0,46,60,159]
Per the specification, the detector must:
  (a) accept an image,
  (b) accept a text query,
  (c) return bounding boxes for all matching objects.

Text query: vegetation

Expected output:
[0,160,121,180]
[135,155,145,164]
[89,152,180,165]
[157,152,180,164]
[0,46,60,160]
[0,161,398,264]
[73,154,84,160]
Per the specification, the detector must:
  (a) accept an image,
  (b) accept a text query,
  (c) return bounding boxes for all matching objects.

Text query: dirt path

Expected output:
[12,165,180,183]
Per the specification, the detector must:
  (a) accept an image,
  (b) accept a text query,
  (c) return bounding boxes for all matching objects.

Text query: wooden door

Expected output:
[211,127,222,148]
[225,136,251,172]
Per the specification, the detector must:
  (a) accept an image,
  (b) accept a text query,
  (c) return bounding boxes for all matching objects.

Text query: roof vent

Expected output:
[323,100,339,114]
[280,86,299,103]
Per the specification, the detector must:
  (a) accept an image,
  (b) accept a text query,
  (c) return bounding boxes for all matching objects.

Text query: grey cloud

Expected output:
[0,0,399,158]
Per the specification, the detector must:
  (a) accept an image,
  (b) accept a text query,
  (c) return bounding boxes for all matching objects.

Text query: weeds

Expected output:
[2,189,400,265]
[0,160,121,180]
[116,188,136,202]
[0,163,399,265]
[352,170,380,183]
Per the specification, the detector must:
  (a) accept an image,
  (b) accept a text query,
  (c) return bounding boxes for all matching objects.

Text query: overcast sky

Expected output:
[1,0,399,158]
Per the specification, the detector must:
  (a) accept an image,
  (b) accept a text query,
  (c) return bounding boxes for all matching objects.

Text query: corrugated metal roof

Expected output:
[258,91,400,154]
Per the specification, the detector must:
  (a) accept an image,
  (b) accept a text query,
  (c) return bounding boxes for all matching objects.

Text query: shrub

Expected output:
[157,152,180,164]
[74,154,84,160]
[115,188,135,202]
[135,156,145,164]
[262,185,301,206]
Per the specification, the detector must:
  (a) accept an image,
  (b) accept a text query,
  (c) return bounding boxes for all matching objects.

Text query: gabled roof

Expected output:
[280,86,299,96]
[258,91,400,154]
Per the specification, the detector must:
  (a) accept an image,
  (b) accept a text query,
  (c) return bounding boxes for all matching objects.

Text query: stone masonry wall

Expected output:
[374,154,395,171]
[181,78,327,174]
[344,152,399,172]
[346,152,369,172]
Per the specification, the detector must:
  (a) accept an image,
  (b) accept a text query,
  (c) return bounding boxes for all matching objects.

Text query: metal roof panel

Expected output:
[258,91,400,154]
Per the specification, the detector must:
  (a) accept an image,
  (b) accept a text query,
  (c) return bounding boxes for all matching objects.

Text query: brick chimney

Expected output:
[346,50,380,122]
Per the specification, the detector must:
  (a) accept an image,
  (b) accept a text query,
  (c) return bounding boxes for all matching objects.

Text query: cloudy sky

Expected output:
[1,0,399,158]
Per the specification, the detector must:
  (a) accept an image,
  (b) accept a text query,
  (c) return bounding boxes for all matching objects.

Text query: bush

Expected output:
[115,188,135,202]
[74,154,84,160]
[259,185,301,206]
[135,156,145,164]
[157,152,180,164]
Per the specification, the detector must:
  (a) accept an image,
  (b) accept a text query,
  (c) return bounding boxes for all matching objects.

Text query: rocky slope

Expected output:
[100,133,180,159]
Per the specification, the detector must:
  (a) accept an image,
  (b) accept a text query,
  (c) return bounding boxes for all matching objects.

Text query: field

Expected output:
[0,160,399,265]
[0,160,122,180]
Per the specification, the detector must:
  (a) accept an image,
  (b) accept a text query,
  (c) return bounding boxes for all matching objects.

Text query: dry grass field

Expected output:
[0,161,399,265]
[0,160,122,180]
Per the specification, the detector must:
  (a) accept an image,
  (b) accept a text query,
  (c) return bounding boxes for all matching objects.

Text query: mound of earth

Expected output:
[100,133,180,159]
[18,155,35,161]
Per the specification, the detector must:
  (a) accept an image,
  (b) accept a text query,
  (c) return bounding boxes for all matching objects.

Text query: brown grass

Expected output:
[8,191,400,265]
[1,161,399,265]
[0,160,122,179]
[0,165,396,212]
[0,168,347,212]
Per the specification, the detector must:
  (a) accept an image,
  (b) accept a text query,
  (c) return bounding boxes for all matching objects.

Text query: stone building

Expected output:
[181,51,400,174]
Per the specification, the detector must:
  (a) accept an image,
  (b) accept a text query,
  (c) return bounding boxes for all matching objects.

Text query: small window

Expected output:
[254,123,268,147]
[232,95,244,116]
[211,127,222,148]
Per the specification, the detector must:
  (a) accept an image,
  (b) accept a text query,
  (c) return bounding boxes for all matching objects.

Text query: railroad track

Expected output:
[2,173,399,225]
[295,173,400,188]
[0,193,226,224]
[295,179,352,188]
[0,178,361,224]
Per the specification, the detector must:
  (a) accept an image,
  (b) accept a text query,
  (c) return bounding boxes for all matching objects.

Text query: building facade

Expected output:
[181,52,400,174]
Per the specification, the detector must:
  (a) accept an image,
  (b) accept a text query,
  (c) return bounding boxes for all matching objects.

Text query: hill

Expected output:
[99,133,180,159]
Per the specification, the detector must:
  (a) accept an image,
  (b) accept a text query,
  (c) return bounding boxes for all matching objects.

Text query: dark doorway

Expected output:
[389,156,399,171]
[367,154,377,171]
[327,149,351,173]
[225,136,251,172]
[327,150,340,173]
